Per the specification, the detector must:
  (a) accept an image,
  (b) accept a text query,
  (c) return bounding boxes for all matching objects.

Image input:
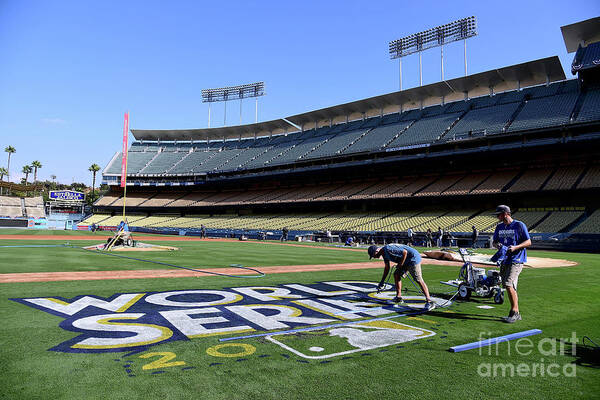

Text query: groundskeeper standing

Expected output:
[492,205,531,323]
[368,243,436,311]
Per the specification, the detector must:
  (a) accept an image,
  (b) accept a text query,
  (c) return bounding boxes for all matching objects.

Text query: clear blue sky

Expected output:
[1,1,598,185]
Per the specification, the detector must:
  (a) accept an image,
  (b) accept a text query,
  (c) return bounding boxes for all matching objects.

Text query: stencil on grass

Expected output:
[266,320,435,359]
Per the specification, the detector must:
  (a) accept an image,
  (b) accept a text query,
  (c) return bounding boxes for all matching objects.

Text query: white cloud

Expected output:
[41,118,67,125]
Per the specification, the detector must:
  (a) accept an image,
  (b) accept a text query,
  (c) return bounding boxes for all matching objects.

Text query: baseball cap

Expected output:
[368,245,379,259]
[493,205,511,215]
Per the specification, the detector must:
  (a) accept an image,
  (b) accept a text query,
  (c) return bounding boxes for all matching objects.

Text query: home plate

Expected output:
[477,305,495,309]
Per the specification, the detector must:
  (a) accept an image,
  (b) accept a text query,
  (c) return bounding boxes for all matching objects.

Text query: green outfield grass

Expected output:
[0,240,367,274]
[0,228,114,236]
[1,232,599,400]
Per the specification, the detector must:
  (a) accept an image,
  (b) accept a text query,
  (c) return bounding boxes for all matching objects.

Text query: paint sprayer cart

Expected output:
[441,248,504,304]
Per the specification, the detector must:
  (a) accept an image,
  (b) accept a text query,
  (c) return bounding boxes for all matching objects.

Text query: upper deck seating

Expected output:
[169,150,217,174]
[140,152,186,174]
[507,169,553,192]
[542,166,585,191]
[387,113,460,148]
[470,170,519,194]
[441,173,490,195]
[576,165,600,189]
[508,92,578,132]
[576,88,600,123]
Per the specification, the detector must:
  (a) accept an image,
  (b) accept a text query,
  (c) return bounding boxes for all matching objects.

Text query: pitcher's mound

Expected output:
[84,242,179,251]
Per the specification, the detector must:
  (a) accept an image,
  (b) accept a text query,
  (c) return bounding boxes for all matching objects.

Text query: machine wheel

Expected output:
[126,238,133,247]
[494,289,504,304]
[458,283,471,300]
[483,286,494,297]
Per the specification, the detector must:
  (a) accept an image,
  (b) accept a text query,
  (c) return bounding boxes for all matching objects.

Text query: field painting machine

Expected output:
[441,248,505,304]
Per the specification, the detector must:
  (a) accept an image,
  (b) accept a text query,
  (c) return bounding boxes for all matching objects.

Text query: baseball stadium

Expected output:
[1,9,600,400]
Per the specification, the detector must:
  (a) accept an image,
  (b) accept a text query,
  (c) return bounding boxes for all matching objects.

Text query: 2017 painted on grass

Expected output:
[11,281,446,354]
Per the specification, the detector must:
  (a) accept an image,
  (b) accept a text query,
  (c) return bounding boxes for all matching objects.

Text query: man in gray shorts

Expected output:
[368,244,435,311]
[492,205,531,323]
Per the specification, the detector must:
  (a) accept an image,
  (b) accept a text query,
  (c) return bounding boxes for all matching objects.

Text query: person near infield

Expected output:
[368,243,435,311]
[492,205,531,323]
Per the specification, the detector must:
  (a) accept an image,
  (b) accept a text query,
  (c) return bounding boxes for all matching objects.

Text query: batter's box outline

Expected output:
[265,320,435,359]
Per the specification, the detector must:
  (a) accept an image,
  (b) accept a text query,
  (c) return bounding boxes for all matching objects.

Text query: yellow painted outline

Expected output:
[188,327,255,339]
[139,352,186,370]
[367,292,394,301]
[45,294,145,312]
[291,300,353,321]
[116,293,146,312]
[214,293,244,306]
[235,287,302,301]
[45,298,69,305]
[150,292,244,307]
[206,343,256,358]
[355,320,434,338]
[71,316,173,349]
[407,316,437,324]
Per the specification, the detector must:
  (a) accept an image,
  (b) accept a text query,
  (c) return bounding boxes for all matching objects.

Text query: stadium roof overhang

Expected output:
[131,119,294,142]
[287,57,565,126]
[131,56,565,142]
[561,17,600,53]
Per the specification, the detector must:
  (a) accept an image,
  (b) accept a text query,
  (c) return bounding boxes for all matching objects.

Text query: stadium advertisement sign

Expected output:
[50,190,85,201]
[27,218,48,229]
[11,281,442,356]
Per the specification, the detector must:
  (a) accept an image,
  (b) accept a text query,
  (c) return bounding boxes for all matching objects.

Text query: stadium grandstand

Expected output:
[82,18,600,252]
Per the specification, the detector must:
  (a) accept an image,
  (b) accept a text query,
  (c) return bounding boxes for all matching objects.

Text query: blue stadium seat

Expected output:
[576,89,600,123]
[301,128,371,160]
[341,120,414,154]
[387,113,461,148]
[169,150,218,174]
[445,102,520,139]
[508,92,579,132]
[139,151,186,174]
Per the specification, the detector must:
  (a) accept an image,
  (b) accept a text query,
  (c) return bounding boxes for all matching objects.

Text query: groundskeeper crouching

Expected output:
[368,243,436,311]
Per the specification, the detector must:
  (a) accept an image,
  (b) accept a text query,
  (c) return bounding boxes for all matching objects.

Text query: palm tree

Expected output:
[88,163,101,203]
[0,167,7,195]
[22,165,32,185]
[31,160,42,182]
[4,146,15,182]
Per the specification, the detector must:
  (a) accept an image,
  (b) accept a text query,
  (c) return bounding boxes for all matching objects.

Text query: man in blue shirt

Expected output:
[117,220,129,232]
[492,205,531,323]
[368,243,435,311]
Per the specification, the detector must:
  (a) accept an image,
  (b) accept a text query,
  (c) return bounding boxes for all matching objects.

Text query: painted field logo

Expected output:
[267,320,435,359]
[11,281,448,355]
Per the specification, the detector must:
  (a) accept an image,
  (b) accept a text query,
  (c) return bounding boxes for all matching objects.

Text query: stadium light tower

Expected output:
[201,82,265,127]
[389,16,478,90]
